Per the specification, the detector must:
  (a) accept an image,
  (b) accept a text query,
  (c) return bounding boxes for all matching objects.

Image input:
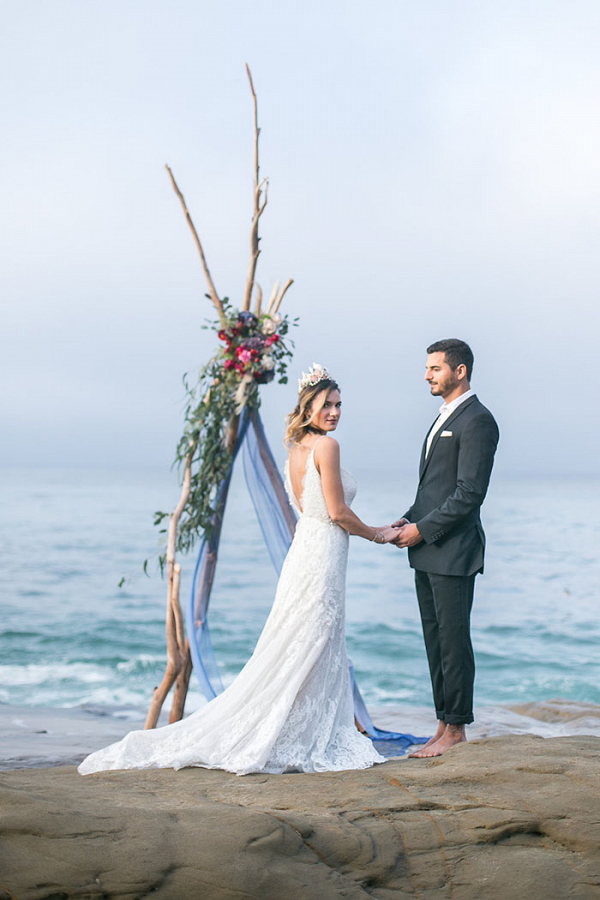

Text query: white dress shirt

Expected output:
[425,389,474,458]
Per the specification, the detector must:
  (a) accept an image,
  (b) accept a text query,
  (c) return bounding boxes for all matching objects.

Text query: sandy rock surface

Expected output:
[1,734,599,900]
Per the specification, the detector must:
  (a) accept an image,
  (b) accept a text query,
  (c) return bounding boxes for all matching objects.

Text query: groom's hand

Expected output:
[395,523,423,548]
[391,517,409,528]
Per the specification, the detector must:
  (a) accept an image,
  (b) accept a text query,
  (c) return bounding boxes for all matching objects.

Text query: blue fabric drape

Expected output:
[186,407,428,752]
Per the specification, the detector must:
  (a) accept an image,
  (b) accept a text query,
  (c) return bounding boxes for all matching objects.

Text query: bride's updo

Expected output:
[284,366,340,447]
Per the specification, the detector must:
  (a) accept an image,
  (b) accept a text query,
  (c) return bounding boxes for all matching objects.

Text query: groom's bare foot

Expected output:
[416,719,446,751]
[408,724,466,758]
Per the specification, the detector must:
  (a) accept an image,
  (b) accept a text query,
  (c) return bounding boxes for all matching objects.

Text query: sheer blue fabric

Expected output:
[186,407,428,752]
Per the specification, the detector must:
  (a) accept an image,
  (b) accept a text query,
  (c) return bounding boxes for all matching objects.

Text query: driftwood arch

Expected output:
[145,65,294,729]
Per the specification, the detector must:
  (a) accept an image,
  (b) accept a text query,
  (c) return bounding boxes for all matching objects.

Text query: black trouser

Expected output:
[414,570,476,726]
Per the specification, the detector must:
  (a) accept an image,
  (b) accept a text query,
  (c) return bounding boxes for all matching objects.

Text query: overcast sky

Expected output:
[2,0,599,477]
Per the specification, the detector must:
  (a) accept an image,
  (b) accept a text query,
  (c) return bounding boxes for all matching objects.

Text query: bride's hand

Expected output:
[377,526,402,544]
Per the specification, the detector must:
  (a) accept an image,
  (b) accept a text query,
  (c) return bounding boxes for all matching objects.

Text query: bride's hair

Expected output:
[284,379,340,447]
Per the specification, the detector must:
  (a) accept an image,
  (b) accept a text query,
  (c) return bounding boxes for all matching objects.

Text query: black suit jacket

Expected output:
[404,395,499,577]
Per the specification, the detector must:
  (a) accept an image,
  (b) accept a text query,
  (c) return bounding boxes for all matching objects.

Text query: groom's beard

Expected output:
[429,374,459,396]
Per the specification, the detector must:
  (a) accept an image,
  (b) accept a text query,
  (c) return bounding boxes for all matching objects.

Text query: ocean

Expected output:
[1,465,599,766]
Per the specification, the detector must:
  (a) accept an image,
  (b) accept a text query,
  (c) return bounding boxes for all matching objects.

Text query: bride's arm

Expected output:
[316,439,399,543]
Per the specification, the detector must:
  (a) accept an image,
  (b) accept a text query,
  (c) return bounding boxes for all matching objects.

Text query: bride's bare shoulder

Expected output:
[318,435,339,450]
[314,436,340,468]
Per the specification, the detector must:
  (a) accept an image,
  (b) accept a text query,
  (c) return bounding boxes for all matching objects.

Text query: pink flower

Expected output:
[235,348,252,364]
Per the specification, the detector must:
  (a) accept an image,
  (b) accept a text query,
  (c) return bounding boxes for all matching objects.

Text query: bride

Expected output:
[78,365,400,776]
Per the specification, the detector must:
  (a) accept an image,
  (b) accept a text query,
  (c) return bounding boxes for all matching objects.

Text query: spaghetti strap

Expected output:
[310,435,326,455]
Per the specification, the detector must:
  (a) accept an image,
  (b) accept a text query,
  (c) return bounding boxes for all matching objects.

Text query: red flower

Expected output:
[266,334,280,346]
[224,359,235,371]
[217,330,228,342]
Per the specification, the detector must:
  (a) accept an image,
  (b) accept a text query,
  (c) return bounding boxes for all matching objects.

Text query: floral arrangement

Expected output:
[217,307,292,389]
[151,301,296,569]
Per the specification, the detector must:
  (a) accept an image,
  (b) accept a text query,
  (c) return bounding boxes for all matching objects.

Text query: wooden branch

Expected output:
[170,640,193,723]
[272,278,294,314]
[144,451,194,729]
[168,569,191,725]
[144,662,178,730]
[242,64,267,311]
[257,177,269,215]
[246,63,259,201]
[167,452,194,575]
[266,280,280,315]
[166,165,226,326]
[171,563,185,652]
[254,283,263,316]
[225,413,241,455]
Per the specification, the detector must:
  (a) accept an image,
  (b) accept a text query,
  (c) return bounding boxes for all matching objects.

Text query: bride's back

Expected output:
[287,437,322,512]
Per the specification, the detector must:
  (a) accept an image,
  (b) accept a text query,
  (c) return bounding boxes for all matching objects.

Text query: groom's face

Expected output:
[425,352,460,398]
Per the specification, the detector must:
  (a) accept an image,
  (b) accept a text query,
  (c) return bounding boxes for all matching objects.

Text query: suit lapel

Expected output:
[419,420,437,478]
[419,395,478,481]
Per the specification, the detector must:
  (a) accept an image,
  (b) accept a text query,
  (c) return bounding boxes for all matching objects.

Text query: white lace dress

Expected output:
[78,441,385,776]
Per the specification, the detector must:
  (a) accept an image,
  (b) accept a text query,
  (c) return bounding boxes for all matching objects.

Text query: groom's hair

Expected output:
[427,339,473,380]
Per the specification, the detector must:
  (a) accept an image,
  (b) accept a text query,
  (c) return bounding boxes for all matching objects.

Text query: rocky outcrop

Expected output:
[1,735,599,900]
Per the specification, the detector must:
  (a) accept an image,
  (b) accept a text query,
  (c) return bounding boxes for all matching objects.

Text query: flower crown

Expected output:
[298,363,332,392]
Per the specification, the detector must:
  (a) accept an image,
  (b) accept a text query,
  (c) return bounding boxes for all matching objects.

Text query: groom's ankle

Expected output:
[447,723,466,736]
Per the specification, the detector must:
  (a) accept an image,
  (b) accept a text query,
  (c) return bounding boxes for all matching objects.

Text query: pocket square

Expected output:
[440,430,453,437]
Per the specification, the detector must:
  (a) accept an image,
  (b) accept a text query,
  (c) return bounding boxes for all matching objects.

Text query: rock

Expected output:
[1,735,599,899]
[507,697,600,725]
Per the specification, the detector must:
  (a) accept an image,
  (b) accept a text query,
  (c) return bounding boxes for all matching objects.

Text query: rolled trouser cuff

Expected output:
[435,709,446,721]
[444,713,474,726]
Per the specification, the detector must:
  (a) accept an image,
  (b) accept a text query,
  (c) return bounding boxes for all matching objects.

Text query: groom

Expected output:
[393,339,499,757]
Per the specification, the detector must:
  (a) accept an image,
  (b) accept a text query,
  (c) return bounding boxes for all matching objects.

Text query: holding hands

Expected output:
[369,518,423,547]
[370,525,403,544]
[390,517,423,548]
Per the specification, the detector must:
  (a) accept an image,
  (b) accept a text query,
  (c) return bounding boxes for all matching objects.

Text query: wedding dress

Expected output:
[78,438,385,776]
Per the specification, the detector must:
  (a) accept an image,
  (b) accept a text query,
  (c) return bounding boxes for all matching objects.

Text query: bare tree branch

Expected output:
[170,639,192,723]
[166,165,226,326]
[266,280,280,314]
[242,64,268,311]
[145,449,194,729]
[254,283,263,316]
[273,278,294,314]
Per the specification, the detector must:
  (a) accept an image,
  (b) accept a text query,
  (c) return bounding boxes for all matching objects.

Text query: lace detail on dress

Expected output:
[78,438,383,777]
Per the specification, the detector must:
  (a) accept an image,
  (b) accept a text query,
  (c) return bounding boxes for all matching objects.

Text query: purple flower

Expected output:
[242,336,266,351]
[237,312,258,334]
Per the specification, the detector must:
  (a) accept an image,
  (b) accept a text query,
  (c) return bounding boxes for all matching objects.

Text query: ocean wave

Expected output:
[2,469,600,718]
[0,662,110,686]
